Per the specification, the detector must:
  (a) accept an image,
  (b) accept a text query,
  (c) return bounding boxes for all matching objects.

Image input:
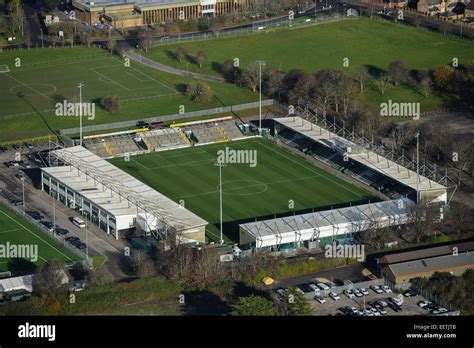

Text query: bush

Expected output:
[186,81,214,102]
[100,96,120,113]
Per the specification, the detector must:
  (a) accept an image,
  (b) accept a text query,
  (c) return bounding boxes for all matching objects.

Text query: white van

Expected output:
[72,217,86,228]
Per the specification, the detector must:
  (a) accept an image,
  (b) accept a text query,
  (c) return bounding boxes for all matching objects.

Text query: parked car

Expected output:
[333,279,344,286]
[390,297,403,306]
[354,289,363,297]
[329,292,340,301]
[382,285,392,293]
[374,305,387,315]
[71,216,86,228]
[66,236,80,244]
[26,210,42,220]
[316,282,330,291]
[370,285,383,294]
[417,300,433,309]
[40,221,55,232]
[432,307,448,315]
[76,242,87,250]
[388,302,402,312]
[307,283,319,292]
[343,289,355,299]
[403,290,418,297]
[25,143,34,150]
[0,146,8,153]
[15,172,24,180]
[54,228,69,236]
[275,288,286,297]
[9,198,23,206]
[376,300,388,307]
[360,288,369,296]
[314,296,326,304]
[295,287,305,295]
[12,144,20,151]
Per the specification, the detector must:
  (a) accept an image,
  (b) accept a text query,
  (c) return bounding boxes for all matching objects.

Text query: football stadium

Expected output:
[41,107,448,253]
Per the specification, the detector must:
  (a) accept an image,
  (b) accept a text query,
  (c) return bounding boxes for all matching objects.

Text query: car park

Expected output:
[370,285,383,294]
[314,296,326,304]
[329,292,340,301]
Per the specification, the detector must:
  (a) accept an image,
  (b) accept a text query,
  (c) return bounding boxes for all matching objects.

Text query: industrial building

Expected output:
[41,146,208,243]
[72,0,255,28]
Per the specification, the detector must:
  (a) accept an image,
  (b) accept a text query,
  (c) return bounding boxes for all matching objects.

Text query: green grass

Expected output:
[0,205,79,275]
[145,17,473,111]
[0,47,260,143]
[111,138,376,242]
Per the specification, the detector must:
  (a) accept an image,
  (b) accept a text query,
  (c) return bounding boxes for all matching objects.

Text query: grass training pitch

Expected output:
[0,206,79,274]
[145,17,474,112]
[111,138,376,242]
[0,47,259,143]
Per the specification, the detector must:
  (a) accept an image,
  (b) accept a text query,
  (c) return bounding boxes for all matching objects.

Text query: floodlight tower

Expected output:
[78,82,85,146]
[214,160,226,245]
[255,60,266,135]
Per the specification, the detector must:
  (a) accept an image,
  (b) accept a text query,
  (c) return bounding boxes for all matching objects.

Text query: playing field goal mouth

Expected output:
[0,64,10,73]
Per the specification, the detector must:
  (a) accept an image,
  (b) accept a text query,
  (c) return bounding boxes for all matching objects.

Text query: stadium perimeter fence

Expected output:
[153,12,346,46]
[0,195,90,265]
[59,99,276,136]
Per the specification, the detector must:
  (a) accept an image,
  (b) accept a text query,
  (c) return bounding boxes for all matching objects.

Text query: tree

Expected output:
[194,50,207,68]
[175,47,187,62]
[242,63,260,92]
[287,73,316,105]
[87,264,114,287]
[186,81,214,102]
[433,65,455,90]
[192,248,225,287]
[419,77,432,98]
[279,288,312,316]
[138,30,154,52]
[388,60,409,86]
[355,65,369,92]
[262,65,284,99]
[129,250,156,278]
[338,74,358,117]
[100,96,120,113]
[32,259,68,297]
[230,295,276,316]
[374,74,390,95]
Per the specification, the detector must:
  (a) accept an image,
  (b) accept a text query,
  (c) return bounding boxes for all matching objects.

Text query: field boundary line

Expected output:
[7,56,112,72]
[89,67,130,90]
[0,228,24,234]
[0,211,73,262]
[1,72,55,103]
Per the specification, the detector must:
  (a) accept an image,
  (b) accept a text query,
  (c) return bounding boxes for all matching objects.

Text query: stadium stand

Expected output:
[183,120,243,144]
[142,128,189,150]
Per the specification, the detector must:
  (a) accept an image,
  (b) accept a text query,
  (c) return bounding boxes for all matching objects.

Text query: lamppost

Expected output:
[40,28,44,48]
[78,82,84,146]
[214,160,226,245]
[21,175,25,209]
[255,60,266,135]
[415,132,420,203]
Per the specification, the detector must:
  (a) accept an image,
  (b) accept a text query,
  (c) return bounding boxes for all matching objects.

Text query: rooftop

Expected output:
[387,252,474,277]
[44,146,208,230]
[274,117,446,193]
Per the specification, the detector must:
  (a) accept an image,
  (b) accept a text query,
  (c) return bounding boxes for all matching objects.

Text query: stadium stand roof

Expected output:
[274,117,446,194]
[44,146,208,230]
[239,198,414,249]
[0,274,33,293]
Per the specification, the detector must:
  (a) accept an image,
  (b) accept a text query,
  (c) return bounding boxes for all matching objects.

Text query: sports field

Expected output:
[0,205,79,274]
[0,47,258,143]
[111,138,376,242]
[145,17,474,111]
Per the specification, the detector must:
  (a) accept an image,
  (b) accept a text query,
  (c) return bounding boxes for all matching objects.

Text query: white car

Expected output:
[432,308,448,315]
[354,289,363,297]
[390,297,403,306]
[344,289,355,299]
[316,282,330,291]
[314,296,326,304]
[329,292,340,301]
[276,288,286,297]
[382,285,392,293]
[295,287,305,295]
[360,288,369,296]
[376,300,388,307]
[370,307,381,316]
[417,301,433,309]
[363,309,373,316]
[308,283,319,292]
[370,285,383,294]
[376,306,387,315]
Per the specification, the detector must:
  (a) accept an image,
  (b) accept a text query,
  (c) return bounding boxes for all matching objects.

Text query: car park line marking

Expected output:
[0,211,73,261]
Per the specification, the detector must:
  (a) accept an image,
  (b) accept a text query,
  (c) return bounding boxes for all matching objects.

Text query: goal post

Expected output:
[0,64,10,73]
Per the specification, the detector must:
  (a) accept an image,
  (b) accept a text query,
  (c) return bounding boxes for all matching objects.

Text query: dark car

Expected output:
[403,290,418,297]
[9,198,23,206]
[25,210,43,220]
[15,172,25,180]
[388,302,402,312]
[136,121,150,128]
[40,221,55,232]
[0,146,7,153]
[334,279,344,286]
[54,228,69,236]
[65,236,80,243]
[12,144,20,151]
[76,243,86,250]
[25,143,34,150]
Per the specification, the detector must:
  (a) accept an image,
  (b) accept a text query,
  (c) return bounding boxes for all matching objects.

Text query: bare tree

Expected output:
[242,63,260,92]
[195,50,207,68]
[419,77,432,98]
[355,65,369,92]
[32,259,68,298]
[129,250,156,278]
[374,74,390,95]
[288,73,316,105]
[192,248,225,287]
[87,264,114,287]
[388,60,409,86]
[175,47,187,62]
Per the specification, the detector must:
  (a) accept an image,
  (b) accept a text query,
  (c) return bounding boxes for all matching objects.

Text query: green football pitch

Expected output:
[0,206,79,274]
[111,138,376,242]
